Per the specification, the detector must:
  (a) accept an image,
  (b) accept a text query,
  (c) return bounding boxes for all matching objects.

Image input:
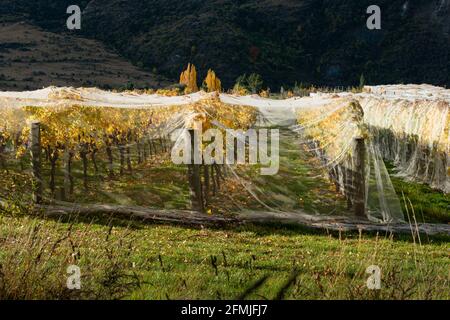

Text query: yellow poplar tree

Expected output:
[203,69,222,92]
[179,63,199,93]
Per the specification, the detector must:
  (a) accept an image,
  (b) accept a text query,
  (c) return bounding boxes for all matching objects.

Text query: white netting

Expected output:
[1,85,448,223]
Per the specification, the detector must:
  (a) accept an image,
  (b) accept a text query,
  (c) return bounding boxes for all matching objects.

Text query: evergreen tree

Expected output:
[247,73,263,94]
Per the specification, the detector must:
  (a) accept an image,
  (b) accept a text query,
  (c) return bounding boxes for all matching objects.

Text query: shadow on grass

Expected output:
[33,209,450,245]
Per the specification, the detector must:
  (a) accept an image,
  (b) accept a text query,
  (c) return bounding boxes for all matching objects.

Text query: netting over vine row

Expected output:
[1,85,448,223]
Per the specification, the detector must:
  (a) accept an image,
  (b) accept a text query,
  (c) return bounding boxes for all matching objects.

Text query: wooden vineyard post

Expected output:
[353,137,366,218]
[30,121,42,204]
[188,129,204,212]
[63,148,70,201]
[148,138,153,156]
[203,164,210,207]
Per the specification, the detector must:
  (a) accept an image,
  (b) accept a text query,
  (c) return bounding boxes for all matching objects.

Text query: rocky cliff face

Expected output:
[1,0,449,89]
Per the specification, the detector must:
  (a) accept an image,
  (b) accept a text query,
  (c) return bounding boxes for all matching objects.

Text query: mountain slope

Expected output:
[81,0,450,88]
[0,21,168,91]
[1,0,449,89]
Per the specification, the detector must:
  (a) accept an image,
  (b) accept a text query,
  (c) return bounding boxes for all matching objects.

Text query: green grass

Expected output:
[225,128,349,215]
[386,163,450,224]
[0,136,349,216]
[0,137,448,300]
[1,135,447,222]
[0,212,448,300]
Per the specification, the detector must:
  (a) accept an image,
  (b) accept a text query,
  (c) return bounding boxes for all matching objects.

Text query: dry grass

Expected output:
[0,206,448,300]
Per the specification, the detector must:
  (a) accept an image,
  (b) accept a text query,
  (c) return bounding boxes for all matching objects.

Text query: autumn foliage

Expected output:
[179,63,199,93]
[203,69,222,92]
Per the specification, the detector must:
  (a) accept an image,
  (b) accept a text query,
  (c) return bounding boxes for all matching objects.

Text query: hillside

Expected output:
[0,1,449,89]
[1,0,448,90]
[0,21,169,91]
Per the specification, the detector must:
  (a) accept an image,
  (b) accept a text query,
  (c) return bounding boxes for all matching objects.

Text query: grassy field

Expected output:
[0,209,448,300]
[0,132,448,300]
[386,164,450,224]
